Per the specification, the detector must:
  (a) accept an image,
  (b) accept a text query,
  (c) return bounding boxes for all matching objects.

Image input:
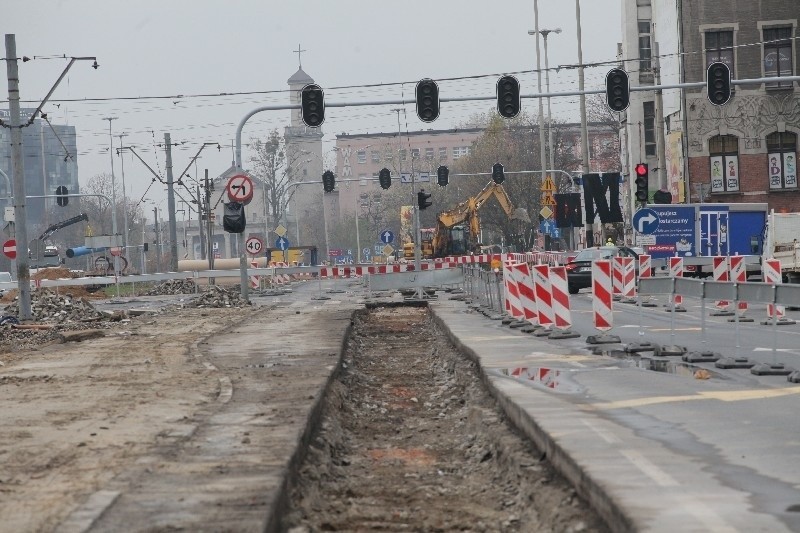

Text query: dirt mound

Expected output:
[32,267,74,280]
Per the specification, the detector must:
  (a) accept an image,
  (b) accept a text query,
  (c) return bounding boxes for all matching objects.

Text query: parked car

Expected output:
[565,246,640,294]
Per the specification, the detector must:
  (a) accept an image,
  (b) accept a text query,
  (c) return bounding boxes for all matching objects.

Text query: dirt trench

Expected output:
[281,304,608,532]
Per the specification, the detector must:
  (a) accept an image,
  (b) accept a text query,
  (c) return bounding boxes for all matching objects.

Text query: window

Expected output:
[399,149,407,161]
[411,148,420,159]
[425,147,434,159]
[452,146,469,160]
[643,101,656,157]
[359,173,367,186]
[439,147,447,159]
[638,20,652,73]
[371,150,380,163]
[357,150,367,164]
[384,150,393,162]
[705,30,734,76]
[709,135,740,193]
[766,132,797,189]
[763,27,793,88]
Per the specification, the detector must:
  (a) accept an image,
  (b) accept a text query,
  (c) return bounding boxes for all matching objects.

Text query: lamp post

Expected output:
[102,117,121,288]
[115,133,130,263]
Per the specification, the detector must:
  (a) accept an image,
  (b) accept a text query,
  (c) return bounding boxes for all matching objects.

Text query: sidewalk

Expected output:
[430,297,797,533]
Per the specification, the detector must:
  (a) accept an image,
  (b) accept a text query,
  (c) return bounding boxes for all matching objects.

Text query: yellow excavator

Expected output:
[431,180,530,258]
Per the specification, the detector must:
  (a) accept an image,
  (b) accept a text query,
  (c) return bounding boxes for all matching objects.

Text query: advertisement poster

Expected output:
[726,156,739,192]
[645,205,697,259]
[769,152,784,189]
[400,206,413,244]
[665,131,684,202]
[710,156,725,192]
[783,152,797,188]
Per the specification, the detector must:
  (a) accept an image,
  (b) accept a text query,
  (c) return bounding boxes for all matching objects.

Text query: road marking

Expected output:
[619,449,678,486]
[649,327,702,332]
[590,387,800,410]
[580,418,621,444]
[752,347,795,352]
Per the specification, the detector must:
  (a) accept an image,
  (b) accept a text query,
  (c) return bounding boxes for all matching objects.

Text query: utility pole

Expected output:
[116,133,130,264]
[653,42,668,192]
[164,133,178,271]
[204,170,214,271]
[153,207,162,272]
[575,0,593,247]
[533,0,549,251]
[5,34,31,320]
[197,184,206,260]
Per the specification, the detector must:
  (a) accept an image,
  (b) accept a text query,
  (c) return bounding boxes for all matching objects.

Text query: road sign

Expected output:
[539,206,553,219]
[633,208,659,235]
[541,192,556,206]
[363,247,371,257]
[374,243,383,255]
[541,175,556,192]
[275,236,289,251]
[380,229,395,244]
[329,248,343,257]
[245,236,264,256]
[226,174,254,205]
[2,239,16,259]
[274,224,287,237]
[383,244,394,256]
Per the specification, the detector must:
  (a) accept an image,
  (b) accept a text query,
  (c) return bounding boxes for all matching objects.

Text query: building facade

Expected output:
[621,0,800,218]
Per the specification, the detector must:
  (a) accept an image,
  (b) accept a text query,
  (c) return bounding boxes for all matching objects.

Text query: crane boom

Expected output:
[37,213,89,241]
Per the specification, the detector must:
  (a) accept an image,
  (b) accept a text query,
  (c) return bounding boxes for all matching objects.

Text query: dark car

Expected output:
[565,246,640,294]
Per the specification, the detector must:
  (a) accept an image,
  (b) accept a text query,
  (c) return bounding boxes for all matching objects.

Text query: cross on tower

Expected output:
[293,43,307,69]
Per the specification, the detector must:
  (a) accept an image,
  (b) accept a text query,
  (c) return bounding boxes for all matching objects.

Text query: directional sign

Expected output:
[275,236,289,251]
[245,236,263,256]
[380,229,395,244]
[2,239,16,260]
[633,208,659,235]
[226,174,254,205]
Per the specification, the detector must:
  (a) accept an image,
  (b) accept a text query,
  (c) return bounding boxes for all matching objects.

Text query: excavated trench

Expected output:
[279,303,609,532]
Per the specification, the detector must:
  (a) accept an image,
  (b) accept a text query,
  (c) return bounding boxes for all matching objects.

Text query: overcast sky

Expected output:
[4,0,622,219]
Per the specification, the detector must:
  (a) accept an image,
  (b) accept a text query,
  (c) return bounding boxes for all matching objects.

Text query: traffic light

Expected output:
[634,163,649,203]
[492,162,505,185]
[605,68,630,112]
[417,189,432,210]
[707,62,731,106]
[322,170,336,192]
[496,75,521,119]
[55,185,69,207]
[222,201,246,234]
[437,165,449,186]
[415,78,440,123]
[300,83,325,127]
[378,168,391,190]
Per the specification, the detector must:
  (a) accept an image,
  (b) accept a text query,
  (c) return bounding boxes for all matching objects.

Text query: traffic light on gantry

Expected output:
[415,79,440,123]
[496,75,521,119]
[605,68,630,112]
[55,185,69,207]
[378,168,391,190]
[322,170,336,192]
[707,62,731,106]
[437,165,449,186]
[634,163,649,203]
[492,162,505,185]
[301,83,325,127]
[417,190,432,210]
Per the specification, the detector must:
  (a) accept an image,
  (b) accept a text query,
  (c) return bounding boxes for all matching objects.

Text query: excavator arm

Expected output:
[38,213,90,241]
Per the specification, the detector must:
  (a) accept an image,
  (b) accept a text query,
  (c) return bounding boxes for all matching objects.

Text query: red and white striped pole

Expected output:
[532,264,554,329]
[729,255,750,321]
[710,256,733,315]
[548,266,580,338]
[592,260,613,332]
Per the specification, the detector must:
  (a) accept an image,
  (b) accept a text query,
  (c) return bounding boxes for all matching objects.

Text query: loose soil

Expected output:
[281,305,608,532]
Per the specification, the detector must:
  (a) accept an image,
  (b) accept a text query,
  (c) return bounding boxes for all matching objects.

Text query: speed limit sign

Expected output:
[245,236,263,256]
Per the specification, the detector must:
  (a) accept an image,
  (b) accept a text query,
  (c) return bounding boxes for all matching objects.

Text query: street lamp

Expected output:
[528,28,561,179]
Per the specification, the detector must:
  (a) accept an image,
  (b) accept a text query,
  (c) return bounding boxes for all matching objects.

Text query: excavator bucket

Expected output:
[511,208,531,223]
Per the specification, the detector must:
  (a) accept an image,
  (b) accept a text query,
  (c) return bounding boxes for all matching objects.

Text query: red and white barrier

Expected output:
[250,261,259,289]
[638,254,652,279]
[729,255,748,317]
[318,262,459,278]
[712,256,731,310]
[616,256,635,300]
[532,265,554,328]
[612,257,623,297]
[549,266,574,330]
[763,258,785,319]
[669,257,684,308]
[510,262,539,324]
[591,260,613,331]
[503,262,525,319]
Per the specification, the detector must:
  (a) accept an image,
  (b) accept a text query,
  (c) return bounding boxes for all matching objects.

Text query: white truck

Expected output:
[765,211,800,283]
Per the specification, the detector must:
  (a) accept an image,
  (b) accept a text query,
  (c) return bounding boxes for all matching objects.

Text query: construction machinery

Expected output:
[431,181,530,258]
[29,213,90,268]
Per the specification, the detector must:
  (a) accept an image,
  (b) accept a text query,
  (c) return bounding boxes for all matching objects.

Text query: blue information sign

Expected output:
[645,206,696,259]
[275,236,289,251]
[380,230,395,244]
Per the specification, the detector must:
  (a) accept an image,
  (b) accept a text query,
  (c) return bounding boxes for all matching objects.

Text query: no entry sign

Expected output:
[226,174,254,205]
[2,239,16,260]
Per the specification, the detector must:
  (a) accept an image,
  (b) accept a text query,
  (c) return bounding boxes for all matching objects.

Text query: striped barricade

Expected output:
[711,256,734,316]
[668,257,686,312]
[762,258,795,325]
[587,259,620,343]
[548,265,580,339]
[509,262,539,326]
[532,265,555,330]
[503,261,525,321]
[729,256,751,321]
[250,261,260,289]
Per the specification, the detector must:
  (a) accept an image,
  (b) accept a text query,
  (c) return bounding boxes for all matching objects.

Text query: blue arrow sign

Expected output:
[380,230,395,244]
[633,208,659,235]
[539,220,553,234]
[275,236,290,250]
